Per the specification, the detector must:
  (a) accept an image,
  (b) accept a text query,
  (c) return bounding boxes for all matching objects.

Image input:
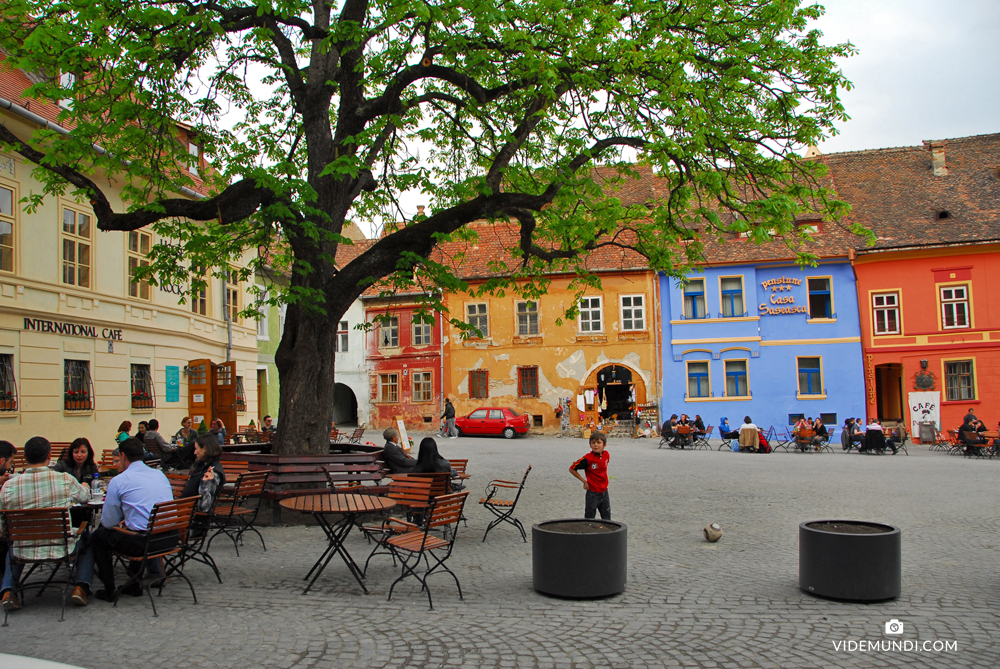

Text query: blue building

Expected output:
[660,258,866,437]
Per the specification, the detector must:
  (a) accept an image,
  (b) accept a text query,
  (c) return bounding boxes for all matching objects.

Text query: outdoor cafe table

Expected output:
[279,493,395,595]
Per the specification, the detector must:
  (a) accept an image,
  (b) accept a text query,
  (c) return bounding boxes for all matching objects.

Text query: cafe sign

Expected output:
[23,317,124,340]
[759,276,808,315]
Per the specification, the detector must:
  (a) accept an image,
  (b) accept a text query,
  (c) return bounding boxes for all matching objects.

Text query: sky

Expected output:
[812,0,1000,154]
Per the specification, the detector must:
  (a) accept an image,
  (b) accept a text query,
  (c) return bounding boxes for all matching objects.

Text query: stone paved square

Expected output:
[1,434,995,668]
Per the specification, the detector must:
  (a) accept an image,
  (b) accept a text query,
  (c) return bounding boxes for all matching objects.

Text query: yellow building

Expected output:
[442,224,661,434]
[1,65,258,447]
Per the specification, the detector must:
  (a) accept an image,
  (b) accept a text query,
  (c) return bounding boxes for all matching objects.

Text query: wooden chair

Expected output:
[0,507,87,626]
[209,471,270,555]
[346,425,366,444]
[165,472,188,499]
[674,424,693,449]
[794,428,815,453]
[166,476,226,584]
[98,449,118,474]
[717,425,735,451]
[385,491,471,610]
[220,459,250,494]
[110,496,199,617]
[329,428,342,443]
[448,459,470,480]
[9,450,27,472]
[360,477,435,575]
[479,465,532,542]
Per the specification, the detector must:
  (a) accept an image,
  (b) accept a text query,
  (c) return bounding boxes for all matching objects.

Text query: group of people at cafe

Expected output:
[660,414,706,448]
[0,414,236,614]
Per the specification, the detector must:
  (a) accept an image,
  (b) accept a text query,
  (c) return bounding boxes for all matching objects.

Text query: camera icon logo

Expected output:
[885,619,904,635]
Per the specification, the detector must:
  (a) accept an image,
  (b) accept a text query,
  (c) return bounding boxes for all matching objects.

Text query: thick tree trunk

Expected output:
[272,301,344,456]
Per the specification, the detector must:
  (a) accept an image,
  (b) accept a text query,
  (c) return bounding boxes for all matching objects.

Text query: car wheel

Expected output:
[456,427,464,437]
[502,427,516,439]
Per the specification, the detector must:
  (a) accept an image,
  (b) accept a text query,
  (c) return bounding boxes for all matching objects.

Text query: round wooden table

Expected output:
[280,493,395,594]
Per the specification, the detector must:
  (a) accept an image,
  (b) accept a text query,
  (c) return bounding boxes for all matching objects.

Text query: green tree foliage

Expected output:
[0,0,858,454]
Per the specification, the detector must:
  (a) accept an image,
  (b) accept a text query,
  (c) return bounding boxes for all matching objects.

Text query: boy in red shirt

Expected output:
[570,431,611,520]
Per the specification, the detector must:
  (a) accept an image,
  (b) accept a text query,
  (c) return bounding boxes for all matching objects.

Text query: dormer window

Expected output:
[188,141,200,176]
[797,219,822,233]
[58,72,75,109]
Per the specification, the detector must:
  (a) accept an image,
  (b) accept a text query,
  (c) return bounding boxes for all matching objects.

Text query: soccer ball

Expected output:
[703,523,722,542]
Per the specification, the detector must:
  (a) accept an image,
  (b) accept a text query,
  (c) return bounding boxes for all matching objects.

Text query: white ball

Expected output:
[703,522,722,542]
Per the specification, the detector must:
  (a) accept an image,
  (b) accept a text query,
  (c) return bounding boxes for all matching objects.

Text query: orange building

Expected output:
[441,223,661,434]
[837,134,1000,436]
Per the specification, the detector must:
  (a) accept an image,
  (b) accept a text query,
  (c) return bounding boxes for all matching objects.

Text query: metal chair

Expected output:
[0,508,87,626]
[360,477,434,574]
[693,426,713,450]
[479,465,532,542]
[385,491,471,610]
[717,425,735,451]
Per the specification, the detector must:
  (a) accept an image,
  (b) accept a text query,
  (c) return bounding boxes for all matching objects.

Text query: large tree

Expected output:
[0,0,857,455]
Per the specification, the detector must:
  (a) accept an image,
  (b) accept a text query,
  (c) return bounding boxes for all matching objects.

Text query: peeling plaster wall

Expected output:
[442,272,660,433]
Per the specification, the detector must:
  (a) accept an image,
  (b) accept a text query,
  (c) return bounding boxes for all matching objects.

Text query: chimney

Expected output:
[924,140,948,176]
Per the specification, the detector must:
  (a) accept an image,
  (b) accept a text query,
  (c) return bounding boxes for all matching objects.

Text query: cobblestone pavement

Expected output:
[1,434,996,668]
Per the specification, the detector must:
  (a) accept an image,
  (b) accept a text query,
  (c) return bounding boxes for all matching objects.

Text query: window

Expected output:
[516,301,538,335]
[190,266,208,316]
[945,360,975,401]
[518,366,539,397]
[469,409,487,420]
[940,286,970,329]
[188,141,200,176]
[724,360,748,396]
[807,278,832,318]
[379,316,399,347]
[278,304,287,334]
[257,295,270,340]
[621,295,645,331]
[687,361,709,398]
[469,369,489,399]
[578,297,603,332]
[235,376,247,413]
[0,184,15,272]
[820,413,837,425]
[412,372,432,402]
[412,315,433,346]
[378,373,399,403]
[61,208,91,288]
[788,413,805,425]
[334,320,348,352]
[467,303,489,337]
[64,360,93,411]
[797,357,823,395]
[58,72,75,109]
[224,269,241,322]
[130,364,154,410]
[720,277,745,318]
[872,292,900,335]
[683,279,705,319]
[127,230,152,300]
[0,354,18,411]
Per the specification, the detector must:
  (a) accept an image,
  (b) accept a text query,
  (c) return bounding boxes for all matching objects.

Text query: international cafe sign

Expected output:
[758,277,808,315]
[22,317,124,341]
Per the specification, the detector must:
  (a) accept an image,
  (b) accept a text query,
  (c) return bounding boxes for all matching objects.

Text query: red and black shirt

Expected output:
[572,450,610,493]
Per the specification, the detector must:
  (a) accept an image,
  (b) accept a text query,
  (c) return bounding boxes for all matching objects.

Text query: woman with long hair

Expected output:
[53,437,99,484]
[181,434,226,516]
[413,437,452,474]
[116,420,132,444]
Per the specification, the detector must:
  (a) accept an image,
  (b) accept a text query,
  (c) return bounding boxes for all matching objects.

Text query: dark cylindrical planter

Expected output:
[532,519,627,598]
[799,520,901,602]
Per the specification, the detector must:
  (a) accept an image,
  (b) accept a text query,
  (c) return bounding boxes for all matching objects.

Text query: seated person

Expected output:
[885,424,905,454]
[661,415,678,444]
[52,437,100,485]
[738,416,759,452]
[811,418,829,447]
[841,418,855,450]
[958,418,985,455]
[381,427,415,474]
[756,428,770,453]
[860,418,885,453]
[850,418,865,445]
[692,414,706,436]
[412,438,463,490]
[261,415,276,436]
[792,416,810,436]
[170,416,198,466]
[719,417,739,439]
[209,419,227,446]
[180,435,225,533]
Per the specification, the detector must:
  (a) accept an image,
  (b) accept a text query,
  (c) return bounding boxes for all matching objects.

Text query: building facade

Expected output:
[660,260,866,435]
[1,62,258,445]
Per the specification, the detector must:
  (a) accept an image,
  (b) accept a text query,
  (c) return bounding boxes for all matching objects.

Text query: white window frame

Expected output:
[379,316,399,348]
[516,300,539,336]
[412,315,432,346]
[940,285,970,330]
[466,302,489,338]
[61,206,92,289]
[0,181,16,274]
[126,230,152,301]
[578,296,603,333]
[335,320,349,352]
[620,294,646,331]
[412,371,433,403]
[257,291,270,341]
[58,72,75,109]
[872,292,900,335]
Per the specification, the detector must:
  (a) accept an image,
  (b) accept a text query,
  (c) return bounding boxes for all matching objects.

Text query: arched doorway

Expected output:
[581,363,647,421]
[332,382,358,426]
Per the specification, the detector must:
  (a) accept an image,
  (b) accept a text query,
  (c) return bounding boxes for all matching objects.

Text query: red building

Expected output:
[831,134,1000,437]
[363,291,444,431]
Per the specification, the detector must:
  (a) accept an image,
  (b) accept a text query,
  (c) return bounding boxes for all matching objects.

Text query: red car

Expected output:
[454,407,530,439]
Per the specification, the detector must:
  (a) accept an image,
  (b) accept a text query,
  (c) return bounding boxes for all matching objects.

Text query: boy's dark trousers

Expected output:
[584,490,611,520]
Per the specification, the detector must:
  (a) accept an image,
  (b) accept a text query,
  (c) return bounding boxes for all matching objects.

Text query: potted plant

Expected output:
[799,520,901,601]
[533,519,627,598]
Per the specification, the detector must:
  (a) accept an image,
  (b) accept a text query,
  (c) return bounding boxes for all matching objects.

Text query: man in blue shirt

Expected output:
[91,438,173,601]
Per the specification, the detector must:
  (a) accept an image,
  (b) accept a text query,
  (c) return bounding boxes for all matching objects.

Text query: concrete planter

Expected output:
[799,520,901,601]
[532,519,627,598]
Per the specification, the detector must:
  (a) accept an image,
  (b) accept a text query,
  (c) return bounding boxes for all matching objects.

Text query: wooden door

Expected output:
[187,358,213,428]
[213,360,238,435]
